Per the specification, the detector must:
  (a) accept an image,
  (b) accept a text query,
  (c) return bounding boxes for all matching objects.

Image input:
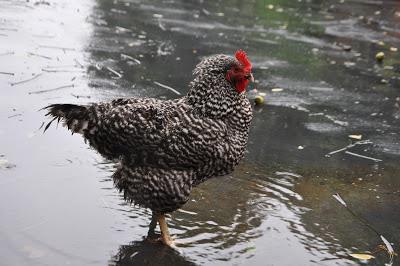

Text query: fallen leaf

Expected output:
[349,134,362,140]
[376,52,385,61]
[349,253,375,260]
[380,235,395,256]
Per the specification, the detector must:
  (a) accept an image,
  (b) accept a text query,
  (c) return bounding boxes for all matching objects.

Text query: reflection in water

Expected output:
[110,240,196,266]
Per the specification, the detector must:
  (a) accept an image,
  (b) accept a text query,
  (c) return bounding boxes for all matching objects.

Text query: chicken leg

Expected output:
[158,214,175,247]
[147,212,158,239]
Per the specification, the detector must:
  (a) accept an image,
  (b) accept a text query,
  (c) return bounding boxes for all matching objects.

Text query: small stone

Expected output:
[390,47,398,52]
[297,145,304,150]
[378,41,385,46]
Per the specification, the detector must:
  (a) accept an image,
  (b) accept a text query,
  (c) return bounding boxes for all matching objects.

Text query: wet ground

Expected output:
[1,0,400,265]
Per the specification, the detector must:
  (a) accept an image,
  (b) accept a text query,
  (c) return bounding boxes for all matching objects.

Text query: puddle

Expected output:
[0,0,399,265]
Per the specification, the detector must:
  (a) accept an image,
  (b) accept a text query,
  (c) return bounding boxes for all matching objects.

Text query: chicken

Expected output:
[44,50,254,246]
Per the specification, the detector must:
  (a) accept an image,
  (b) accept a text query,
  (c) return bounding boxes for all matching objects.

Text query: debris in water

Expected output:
[254,95,265,105]
[333,193,397,264]
[29,84,74,94]
[153,81,181,95]
[349,253,375,260]
[342,45,352,51]
[348,134,362,140]
[121,54,141,64]
[10,73,43,86]
[380,235,396,259]
[344,151,382,162]
[325,139,373,157]
[0,159,16,169]
[375,52,384,62]
[106,67,122,78]
[38,45,75,51]
[28,52,52,60]
[332,193,347,207]
[271,88,283,92]
[8,113,22,118]
[344,61,355,67]
[0,71,14,76]
[71,93,90,99]
[297,145,304,150]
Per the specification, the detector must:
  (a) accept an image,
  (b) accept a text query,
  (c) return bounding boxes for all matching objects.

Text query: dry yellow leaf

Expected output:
[349,253,375,260]
[349,134,362,140]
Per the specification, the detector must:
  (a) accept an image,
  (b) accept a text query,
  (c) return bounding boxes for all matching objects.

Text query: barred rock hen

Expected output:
[44,50,254,246]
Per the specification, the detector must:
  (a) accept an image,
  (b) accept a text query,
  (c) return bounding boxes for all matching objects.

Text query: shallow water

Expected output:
[0,0,399,265]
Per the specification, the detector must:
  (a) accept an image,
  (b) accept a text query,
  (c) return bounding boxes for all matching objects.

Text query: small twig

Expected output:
[325,140,373,157]
[120,53,141,64]
[106,67,122,78]
[158,19,166,31]
[32,34,55,39]
[71,93,90,99]
[332,193,396,262]
[28,52,52,60]
[0,27,17,32]
[38,45,75,51]
[29,84,74,94]
[0,71,14,75]
[8,113,22,118]
[42,68,85,73]
[10,73,43,86]
[74,59,84,68]
[44,64,77,68]
[344,151,382,162]
[0,51,14,56]
[154,81,181,95]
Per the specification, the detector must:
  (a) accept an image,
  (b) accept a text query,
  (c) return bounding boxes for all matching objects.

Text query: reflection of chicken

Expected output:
[44,50,254,246]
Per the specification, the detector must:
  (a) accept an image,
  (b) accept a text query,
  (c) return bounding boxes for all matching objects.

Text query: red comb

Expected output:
[235,50,251,71]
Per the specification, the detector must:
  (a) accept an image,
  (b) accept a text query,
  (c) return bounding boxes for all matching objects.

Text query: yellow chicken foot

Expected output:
[158,214,175,247]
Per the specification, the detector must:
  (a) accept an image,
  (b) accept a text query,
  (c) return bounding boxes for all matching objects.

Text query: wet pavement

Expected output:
[0,0,399,265]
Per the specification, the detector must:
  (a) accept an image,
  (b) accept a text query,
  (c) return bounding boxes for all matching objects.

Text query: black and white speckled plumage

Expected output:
[45,53,253,214]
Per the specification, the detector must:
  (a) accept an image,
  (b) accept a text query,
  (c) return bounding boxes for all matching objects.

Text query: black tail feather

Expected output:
[43,104,89,133]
